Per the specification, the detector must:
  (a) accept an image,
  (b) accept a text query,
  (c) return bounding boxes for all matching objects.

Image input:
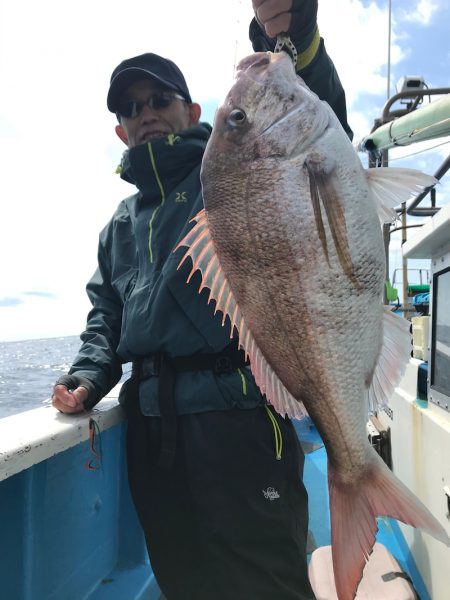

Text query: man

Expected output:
[52,2,351,599]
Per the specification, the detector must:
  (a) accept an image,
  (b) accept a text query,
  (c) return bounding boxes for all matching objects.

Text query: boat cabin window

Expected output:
[431,266,450,399]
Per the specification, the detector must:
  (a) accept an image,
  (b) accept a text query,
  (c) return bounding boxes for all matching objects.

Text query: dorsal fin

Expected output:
[175,209,307,419]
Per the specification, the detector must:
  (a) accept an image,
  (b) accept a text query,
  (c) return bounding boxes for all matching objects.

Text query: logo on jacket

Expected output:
[166,134,181,146]
[175,191,188,203]
[262,487,280,501]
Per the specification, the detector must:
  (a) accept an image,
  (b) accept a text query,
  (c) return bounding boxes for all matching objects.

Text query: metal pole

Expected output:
[387,0,392,100]
[358,93,450,152]
[370,145,392,305]
[401,205,409,318]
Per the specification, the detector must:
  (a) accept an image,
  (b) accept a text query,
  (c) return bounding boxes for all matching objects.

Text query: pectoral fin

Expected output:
[306,162,330,266]
[306,161,359,288]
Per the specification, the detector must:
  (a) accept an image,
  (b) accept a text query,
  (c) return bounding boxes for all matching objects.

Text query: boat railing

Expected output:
[358,86,450,312]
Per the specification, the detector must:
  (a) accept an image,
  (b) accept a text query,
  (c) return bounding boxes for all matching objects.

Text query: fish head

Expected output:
[205,51,330,166]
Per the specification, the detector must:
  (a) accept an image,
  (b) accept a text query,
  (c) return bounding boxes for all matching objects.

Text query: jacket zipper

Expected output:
[147,142,166,263]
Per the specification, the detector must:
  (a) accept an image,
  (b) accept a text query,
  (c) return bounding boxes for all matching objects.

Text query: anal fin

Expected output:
[368,307,412,412]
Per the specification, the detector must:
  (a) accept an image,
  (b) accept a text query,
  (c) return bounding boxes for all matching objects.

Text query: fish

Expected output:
[176,51,450,599]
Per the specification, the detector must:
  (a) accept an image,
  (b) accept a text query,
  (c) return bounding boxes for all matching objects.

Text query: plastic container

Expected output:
[308,542,418,599]
[411,315,430,362]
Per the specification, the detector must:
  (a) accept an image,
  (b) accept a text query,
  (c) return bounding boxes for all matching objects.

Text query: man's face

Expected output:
[115,78,201,148]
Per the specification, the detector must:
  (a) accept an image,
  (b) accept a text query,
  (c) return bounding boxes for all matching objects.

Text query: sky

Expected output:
[0,0,449,342]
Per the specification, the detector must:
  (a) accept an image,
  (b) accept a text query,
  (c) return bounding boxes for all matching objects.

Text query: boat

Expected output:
[1,82,450,600]
[0,391,162,599]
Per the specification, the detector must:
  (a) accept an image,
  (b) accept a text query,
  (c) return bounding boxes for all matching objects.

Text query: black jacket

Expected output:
[69,14,353,413]
[70,126,264,414]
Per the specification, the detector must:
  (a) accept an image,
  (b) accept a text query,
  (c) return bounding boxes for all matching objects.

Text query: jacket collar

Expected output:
[118,123,211,198]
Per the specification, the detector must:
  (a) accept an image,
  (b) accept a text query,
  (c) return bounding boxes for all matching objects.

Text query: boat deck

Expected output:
[296,417,431,600]
[0,393,437,599]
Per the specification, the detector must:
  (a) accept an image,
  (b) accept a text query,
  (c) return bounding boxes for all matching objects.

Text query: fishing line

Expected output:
[232,0,243,78]
[387,139,450,162]
[85,418,102,471]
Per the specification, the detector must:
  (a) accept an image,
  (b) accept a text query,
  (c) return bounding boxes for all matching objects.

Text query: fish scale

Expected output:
[176,51,449,600]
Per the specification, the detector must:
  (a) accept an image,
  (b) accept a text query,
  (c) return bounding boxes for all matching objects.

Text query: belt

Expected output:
[132,344,249,468]
[135,349,247,380]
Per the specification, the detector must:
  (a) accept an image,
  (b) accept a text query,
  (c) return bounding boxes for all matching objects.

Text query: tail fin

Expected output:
[329,451,450,600]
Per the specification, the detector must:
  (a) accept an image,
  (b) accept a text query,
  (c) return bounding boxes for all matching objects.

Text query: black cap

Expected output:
[107,52,192,112]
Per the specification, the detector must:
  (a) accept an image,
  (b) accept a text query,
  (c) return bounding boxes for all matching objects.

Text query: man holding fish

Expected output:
[52,2,355,598]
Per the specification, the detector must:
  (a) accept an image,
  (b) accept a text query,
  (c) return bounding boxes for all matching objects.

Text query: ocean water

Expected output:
[0,335,83,418]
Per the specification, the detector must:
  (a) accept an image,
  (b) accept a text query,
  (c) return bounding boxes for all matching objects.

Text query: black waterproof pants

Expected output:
[125,386,315,600]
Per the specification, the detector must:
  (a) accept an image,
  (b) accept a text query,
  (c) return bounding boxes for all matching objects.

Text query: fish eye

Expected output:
[228,108,247,126]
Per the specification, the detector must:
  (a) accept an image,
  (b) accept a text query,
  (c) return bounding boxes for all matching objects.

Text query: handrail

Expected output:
[358,91,450,153]
[358,87,450,306]
[380,88,450,125]
[408,154,450,216]
[0,386,124,482]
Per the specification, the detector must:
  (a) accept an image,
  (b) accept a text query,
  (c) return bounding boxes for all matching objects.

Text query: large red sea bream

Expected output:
[176,51,450,599]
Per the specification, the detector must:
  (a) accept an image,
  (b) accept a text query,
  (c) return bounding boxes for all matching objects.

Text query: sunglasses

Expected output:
[117,91,186,119]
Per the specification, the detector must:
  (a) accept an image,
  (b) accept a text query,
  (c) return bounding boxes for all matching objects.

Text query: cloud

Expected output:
[0,116,19,138]
[23,291,57,299]
[0,0,448,340]
[0,297,23,307]
[318,0,406,109]
[400,0,439,25]
[0,290,91,342]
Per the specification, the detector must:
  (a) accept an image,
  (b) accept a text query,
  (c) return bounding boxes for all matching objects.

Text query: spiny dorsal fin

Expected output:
[366,167,437,223]
[175,209,307,420]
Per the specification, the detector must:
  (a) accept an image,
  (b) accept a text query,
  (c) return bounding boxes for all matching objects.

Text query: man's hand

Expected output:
[52,384,88,414]
[52,374,98,414]
[252,0,318,43]
[252,0,293,38]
